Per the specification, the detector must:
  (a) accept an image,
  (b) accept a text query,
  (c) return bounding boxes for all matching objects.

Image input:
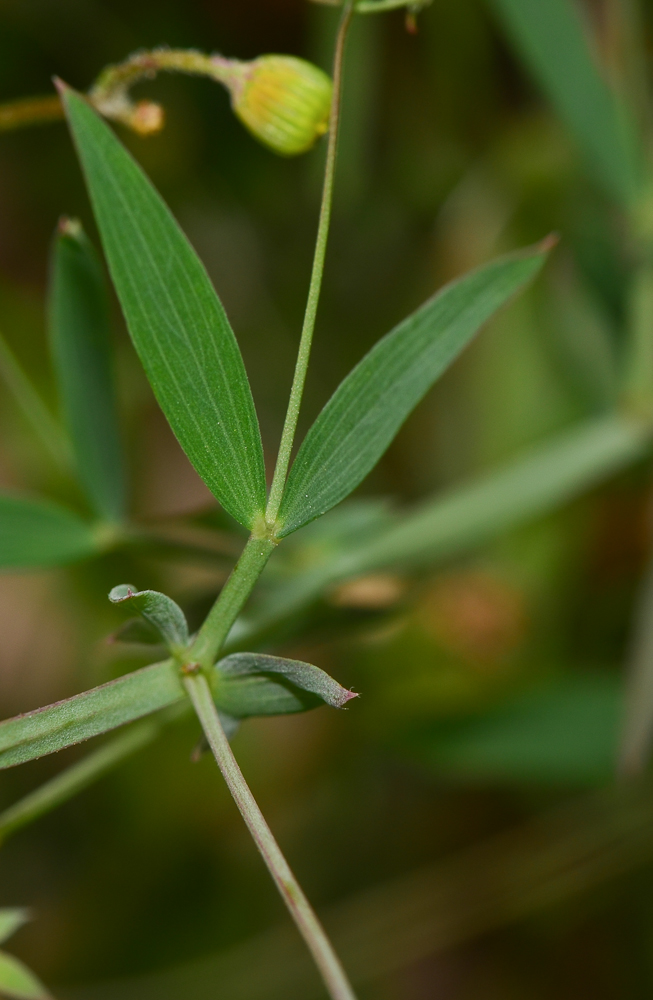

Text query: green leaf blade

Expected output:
[488,0,643,207]
[0,494,99,569]
[60,87,266,530]
[214,652,357,717]
[0,914,28,948]
[109,585,189,650]
[48,218,126,522]
[0,659,183,768]
[277,241,553,537]
[0,951,50,1000]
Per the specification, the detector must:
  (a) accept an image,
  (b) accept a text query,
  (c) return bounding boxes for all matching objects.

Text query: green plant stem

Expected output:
[0,329,72,472]
[0,720,158,841]
[265,0,355,526]
[0,94,64,132]
[183,671,357,1000]
[188,536,276,669]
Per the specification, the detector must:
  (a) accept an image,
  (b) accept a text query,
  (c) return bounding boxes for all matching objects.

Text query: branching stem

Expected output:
[184,671,357,1000]
[265,0,355,526]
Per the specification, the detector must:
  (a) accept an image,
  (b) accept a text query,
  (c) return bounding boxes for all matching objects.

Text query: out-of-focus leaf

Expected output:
[277,240,553,537]
[408,674,622,785]
[48,218,126,522]
[251,415,650,631]
[213,652,357,717]
[617,557,653,776]
[0,914,28,948]
[107,618,163,646]
[109,585,189,651]
[0,493,99,569]
[487,0,643,206]
[0,329,71,473]
[0,660,184,768]
[60,86,266,530]
[0,719,163,841]
[0,951,50,1000]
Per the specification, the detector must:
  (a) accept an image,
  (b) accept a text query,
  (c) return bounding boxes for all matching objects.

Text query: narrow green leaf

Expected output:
[48,218,126,522]
[332,414,650,575]
[0,720,162,841]
[109,585,189,650]
[408,674,622,785]
[0,914,28,948]
[0,659,184,768]
[249,414,650,632]
[0,951,50,1000]
[213,652,357,717]
[108,617,163,646]
[277,240,553,537]
[487,0,643,207]
[0,493,99,569]
[59,86,266,529]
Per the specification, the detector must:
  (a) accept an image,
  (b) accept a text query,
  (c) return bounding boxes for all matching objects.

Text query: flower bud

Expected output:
[218,55,333,156]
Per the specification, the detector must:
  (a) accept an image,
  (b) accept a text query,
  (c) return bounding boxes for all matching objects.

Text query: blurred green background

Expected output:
[2,0,653,997]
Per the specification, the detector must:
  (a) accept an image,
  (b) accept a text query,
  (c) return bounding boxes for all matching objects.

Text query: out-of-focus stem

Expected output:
[0,94,64,132]
[0,720,159,841]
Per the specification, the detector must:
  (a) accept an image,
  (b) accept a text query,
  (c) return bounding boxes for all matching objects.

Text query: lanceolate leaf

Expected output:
[248,414,650,633]
[109,585,189,650]
[48,218,126,523]
[0,913,28,947]
[60,86,266,530]
[487,0,643,207]
[0,493,99,569]
[0,660,183,768]
[0,951,50,1000]
[277,240,553,537]
[214,652,357,717]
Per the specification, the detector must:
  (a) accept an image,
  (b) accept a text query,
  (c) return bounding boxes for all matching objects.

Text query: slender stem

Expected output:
[188,535,276,669]
[0,328,72,472]
[0,94,64,132]
[265,1,355,526]
[0,720,158,842]
[617,555,653,777]
[184,671,358,1000]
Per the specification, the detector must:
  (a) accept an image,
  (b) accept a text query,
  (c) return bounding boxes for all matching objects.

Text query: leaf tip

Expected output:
[337,688,359,708]
[52,76,71,97]
[109,583,137,603]
[538,232,559,254]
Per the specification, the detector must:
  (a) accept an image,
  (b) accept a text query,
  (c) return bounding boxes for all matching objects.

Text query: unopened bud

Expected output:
[216,55,333,156]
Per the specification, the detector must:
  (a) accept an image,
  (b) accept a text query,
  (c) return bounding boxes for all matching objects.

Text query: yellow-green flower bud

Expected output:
[217,55,333,157]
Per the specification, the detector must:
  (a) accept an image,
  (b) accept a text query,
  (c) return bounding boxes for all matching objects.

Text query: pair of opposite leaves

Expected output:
[59,85,552,537]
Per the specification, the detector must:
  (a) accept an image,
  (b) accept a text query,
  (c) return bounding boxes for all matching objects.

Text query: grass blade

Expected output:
[48,218,126,522]
[488,0,643,207]
[0,493,100,569]
[0,659,183,768]
[60,86,266,530]
[277,240,553,537]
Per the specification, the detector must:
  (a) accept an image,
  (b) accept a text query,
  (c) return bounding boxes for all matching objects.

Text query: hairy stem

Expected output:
[188,535,276,669]
[184,671,358,1000]
[265,0,355,526]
